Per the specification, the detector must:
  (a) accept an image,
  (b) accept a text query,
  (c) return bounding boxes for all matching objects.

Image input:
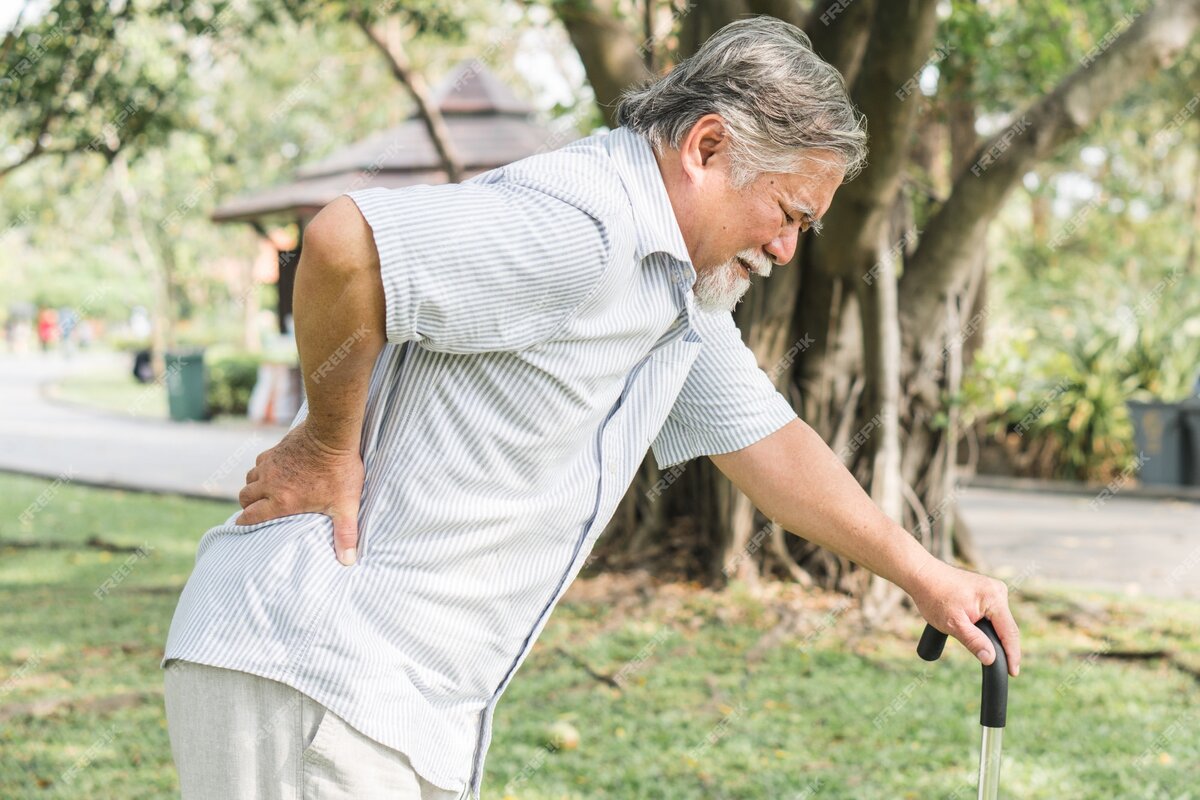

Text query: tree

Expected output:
[572,0,1200,608]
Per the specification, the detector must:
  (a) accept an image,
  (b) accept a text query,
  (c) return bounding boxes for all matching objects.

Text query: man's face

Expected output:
[659,116,845,312]
[692,158,843,312]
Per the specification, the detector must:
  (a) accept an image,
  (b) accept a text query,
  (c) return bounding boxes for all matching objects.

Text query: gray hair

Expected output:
[615,16,868,187]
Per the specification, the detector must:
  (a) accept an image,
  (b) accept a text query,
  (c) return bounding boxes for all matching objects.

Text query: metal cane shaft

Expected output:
[976,725,1003,800]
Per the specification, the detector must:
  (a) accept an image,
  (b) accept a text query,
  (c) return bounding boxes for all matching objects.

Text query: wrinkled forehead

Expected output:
[775,155,846,217]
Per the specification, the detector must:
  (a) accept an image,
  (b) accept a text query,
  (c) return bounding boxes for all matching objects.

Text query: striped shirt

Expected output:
[161,125,798,799]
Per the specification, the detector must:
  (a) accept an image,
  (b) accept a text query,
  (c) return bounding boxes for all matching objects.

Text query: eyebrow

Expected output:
[787,201,824,236]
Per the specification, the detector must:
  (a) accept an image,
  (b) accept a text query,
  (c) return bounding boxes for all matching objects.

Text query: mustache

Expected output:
[734,249,774,276]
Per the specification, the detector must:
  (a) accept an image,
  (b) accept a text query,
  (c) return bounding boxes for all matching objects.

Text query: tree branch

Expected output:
[352,13,464,183]
[899,0,1200,347]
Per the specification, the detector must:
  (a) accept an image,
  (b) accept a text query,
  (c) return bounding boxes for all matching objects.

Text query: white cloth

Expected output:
[163,659,464,799]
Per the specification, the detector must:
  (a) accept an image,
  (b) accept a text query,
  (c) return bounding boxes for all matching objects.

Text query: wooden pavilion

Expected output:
[211,60,573,333]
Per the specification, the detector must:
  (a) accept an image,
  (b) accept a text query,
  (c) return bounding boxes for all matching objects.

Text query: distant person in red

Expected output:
[36,307,58,352]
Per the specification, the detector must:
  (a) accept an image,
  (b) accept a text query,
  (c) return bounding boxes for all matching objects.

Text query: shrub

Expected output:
[204,349,264,417]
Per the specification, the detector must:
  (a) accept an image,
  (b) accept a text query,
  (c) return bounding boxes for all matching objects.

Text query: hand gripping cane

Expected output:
[918,619,1009,800]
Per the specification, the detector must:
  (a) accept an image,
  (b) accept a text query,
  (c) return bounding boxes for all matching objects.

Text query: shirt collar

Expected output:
[604,127,694,268]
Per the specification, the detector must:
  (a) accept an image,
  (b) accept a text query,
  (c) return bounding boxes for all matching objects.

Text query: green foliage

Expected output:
[0,1,262,167]
[954,1,1200,482]
[204,348,265,416]
[965,276,1200,481]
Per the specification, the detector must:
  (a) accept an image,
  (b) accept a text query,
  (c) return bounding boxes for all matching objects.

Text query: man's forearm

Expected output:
[710,418,936,594]
[292,202,387,453]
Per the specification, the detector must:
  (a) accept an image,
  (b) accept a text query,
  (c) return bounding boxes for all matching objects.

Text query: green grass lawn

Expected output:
[1,471,1197,799]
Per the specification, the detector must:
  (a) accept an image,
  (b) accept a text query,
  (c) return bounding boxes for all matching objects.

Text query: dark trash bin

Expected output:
[132,348,154,384]
[165,347,209,422]
[1126,400,1189,486]
[1180,400,1200,487]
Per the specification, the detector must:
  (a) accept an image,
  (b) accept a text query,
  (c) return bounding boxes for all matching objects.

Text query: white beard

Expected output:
[692,248,774,312]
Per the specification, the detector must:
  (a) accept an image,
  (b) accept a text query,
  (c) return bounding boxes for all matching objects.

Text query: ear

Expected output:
[679,114,729,185]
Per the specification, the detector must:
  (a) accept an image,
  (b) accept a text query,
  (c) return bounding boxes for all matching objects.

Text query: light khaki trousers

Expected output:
[163,659,466,800]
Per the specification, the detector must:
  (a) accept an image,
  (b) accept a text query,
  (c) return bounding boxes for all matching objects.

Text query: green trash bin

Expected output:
[1126,400,1188,486]
[165,347,209,422]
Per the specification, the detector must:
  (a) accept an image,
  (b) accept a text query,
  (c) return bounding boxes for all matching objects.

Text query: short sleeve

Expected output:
[650,305,798,470]
[344,179,609,353]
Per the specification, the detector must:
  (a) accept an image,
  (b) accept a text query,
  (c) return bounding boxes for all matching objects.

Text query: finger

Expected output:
[238,480,265,511]
[988,605,1022,677]
[949,611,996,666]
[332,505,360,567]
[235,498,273,526]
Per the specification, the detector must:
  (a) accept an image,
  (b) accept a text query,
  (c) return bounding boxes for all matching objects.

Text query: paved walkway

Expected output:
[961,485,1199,601]
[0,349,288,502]
[2,350,1197,600]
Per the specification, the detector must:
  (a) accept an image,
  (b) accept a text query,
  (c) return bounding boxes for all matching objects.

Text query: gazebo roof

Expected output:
[212,60,571,224]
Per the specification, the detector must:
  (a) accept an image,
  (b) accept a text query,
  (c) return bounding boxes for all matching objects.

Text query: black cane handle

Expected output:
[917,618,1008,728]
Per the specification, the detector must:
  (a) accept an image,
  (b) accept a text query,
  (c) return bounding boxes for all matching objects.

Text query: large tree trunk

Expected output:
[577,0,1200,595]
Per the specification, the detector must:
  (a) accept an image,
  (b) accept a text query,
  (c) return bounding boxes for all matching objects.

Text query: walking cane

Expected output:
[918,619,1009,799]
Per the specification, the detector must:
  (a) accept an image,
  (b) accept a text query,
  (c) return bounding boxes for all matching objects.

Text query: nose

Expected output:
[764,227,799,265]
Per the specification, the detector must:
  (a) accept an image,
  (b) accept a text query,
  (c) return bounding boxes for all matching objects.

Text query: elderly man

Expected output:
[161,16,1020,800]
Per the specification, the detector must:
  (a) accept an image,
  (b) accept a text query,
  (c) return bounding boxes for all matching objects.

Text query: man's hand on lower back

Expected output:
[906,558,1022,678]
[235,420,365,566]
